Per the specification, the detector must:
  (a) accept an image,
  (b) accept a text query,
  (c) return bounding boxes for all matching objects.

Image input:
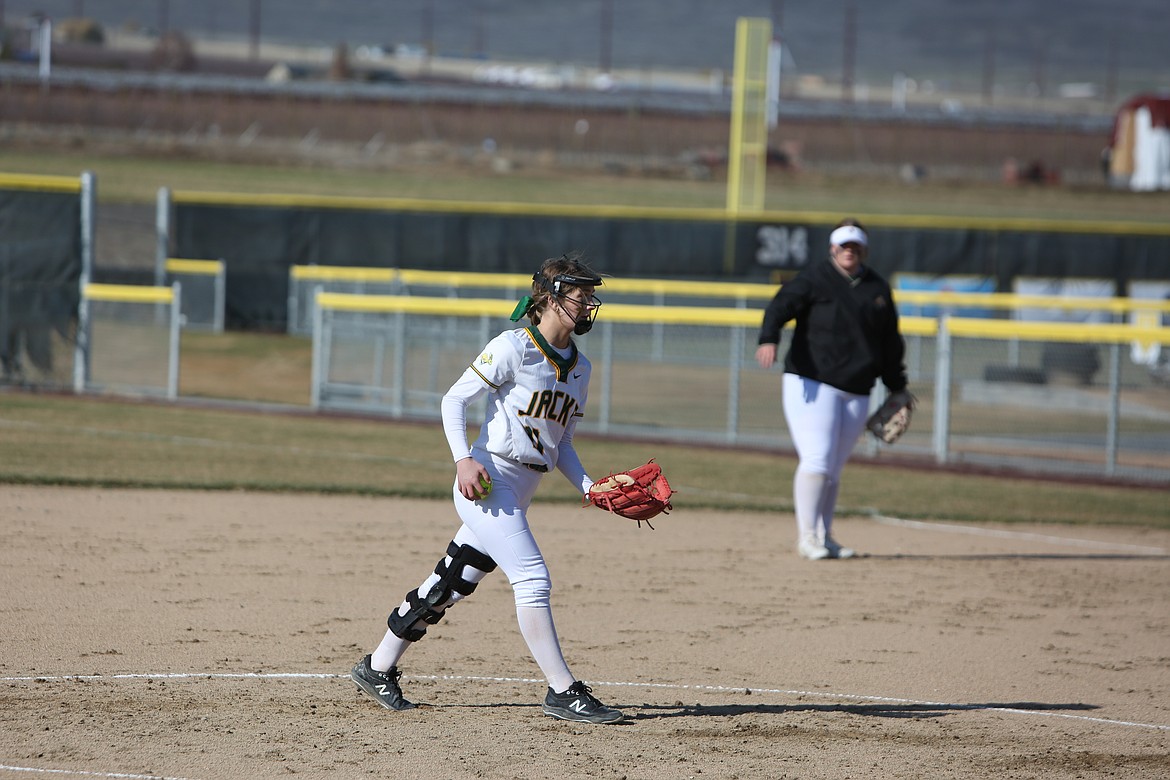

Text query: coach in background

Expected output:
[755,218,909,560]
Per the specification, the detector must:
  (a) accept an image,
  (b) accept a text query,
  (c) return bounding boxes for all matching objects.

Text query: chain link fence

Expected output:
[311,292,1170,485]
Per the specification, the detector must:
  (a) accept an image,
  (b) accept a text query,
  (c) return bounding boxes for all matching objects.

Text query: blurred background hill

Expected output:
[2,0,1166,109]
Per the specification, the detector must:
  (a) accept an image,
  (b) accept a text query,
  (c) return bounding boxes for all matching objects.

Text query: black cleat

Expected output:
[350,655,416,711]
[542,681,623,724]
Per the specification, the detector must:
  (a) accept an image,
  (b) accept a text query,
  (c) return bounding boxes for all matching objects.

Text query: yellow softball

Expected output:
[477,474,493,498]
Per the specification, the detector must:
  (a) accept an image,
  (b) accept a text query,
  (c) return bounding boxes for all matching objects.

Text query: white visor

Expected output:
[829,225,868,247]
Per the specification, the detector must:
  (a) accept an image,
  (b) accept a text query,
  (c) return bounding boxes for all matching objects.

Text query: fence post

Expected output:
[155,188,170,288]
[310,293,325,409]
[598,319,614,433]
[932,316,952,464]
[428,315,445,397]
[392,310,407,416]
[287,268,299,335]
[862,389,884,458]
[168,282,182,399]
[307,283,324,338]
[73,171,96,394]
[153,188,171,328]
[651,290,666,361]
[471,314,492,424]
[727,324,744,442]
[1105,342,1121,476]
[372,330,386,390]
[479,315,491,349]
[213,259,226,333]
[907,334,923,382]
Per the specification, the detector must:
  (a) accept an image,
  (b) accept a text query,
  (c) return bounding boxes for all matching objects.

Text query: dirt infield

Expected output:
[2,486,1168,780]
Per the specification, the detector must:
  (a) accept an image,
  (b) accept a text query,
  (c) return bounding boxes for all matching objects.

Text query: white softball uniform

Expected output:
[435,324,591,610]
[442,325,593,493]
[377,325,595,692]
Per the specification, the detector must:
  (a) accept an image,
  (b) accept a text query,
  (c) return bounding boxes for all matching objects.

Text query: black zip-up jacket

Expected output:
[757,257,907,396]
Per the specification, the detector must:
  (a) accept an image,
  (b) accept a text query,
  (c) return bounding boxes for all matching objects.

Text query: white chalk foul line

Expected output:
[2,671,1166,731]
[868,512,1168,555]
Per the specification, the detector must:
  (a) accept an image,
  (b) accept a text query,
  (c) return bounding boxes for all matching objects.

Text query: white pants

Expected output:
[782,373,870,542]
[372,449,576,692]
[449,449,549,608]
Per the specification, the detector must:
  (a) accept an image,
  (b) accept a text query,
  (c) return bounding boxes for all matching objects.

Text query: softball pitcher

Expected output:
[351,252,623,724]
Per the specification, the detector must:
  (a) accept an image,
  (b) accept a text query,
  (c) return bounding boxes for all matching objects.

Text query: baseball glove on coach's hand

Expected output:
[867,389,916,444]
[585,460,673,528]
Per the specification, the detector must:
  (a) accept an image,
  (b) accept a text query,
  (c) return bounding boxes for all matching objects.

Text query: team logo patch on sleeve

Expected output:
[478,352,494,366]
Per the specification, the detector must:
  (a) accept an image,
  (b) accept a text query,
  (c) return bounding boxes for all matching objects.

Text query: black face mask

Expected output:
[533,269,603,335]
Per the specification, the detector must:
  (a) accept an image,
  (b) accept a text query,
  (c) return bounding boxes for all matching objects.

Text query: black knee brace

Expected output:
[387,541,497,641]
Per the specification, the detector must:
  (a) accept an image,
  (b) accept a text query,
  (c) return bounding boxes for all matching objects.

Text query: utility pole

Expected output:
[473,0,486,57]
[982,27,996,106]
[768,0,785,126]
[1032,35,1048,100]
[600,0,613,73]
[1104,32,1118,106]
[423,0,433,54]
[422,0,433,74]
[249,0,261,61]
[842,4,856,102]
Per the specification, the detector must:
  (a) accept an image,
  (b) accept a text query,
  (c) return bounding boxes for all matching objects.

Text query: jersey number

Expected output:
[523,425,546,455]
[756,225,809,268]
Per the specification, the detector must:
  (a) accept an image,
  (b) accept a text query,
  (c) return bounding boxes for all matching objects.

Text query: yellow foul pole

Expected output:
[726,17,772,215]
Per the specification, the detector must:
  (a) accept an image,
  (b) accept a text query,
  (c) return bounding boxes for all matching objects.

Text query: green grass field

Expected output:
[1,391,1166,530]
